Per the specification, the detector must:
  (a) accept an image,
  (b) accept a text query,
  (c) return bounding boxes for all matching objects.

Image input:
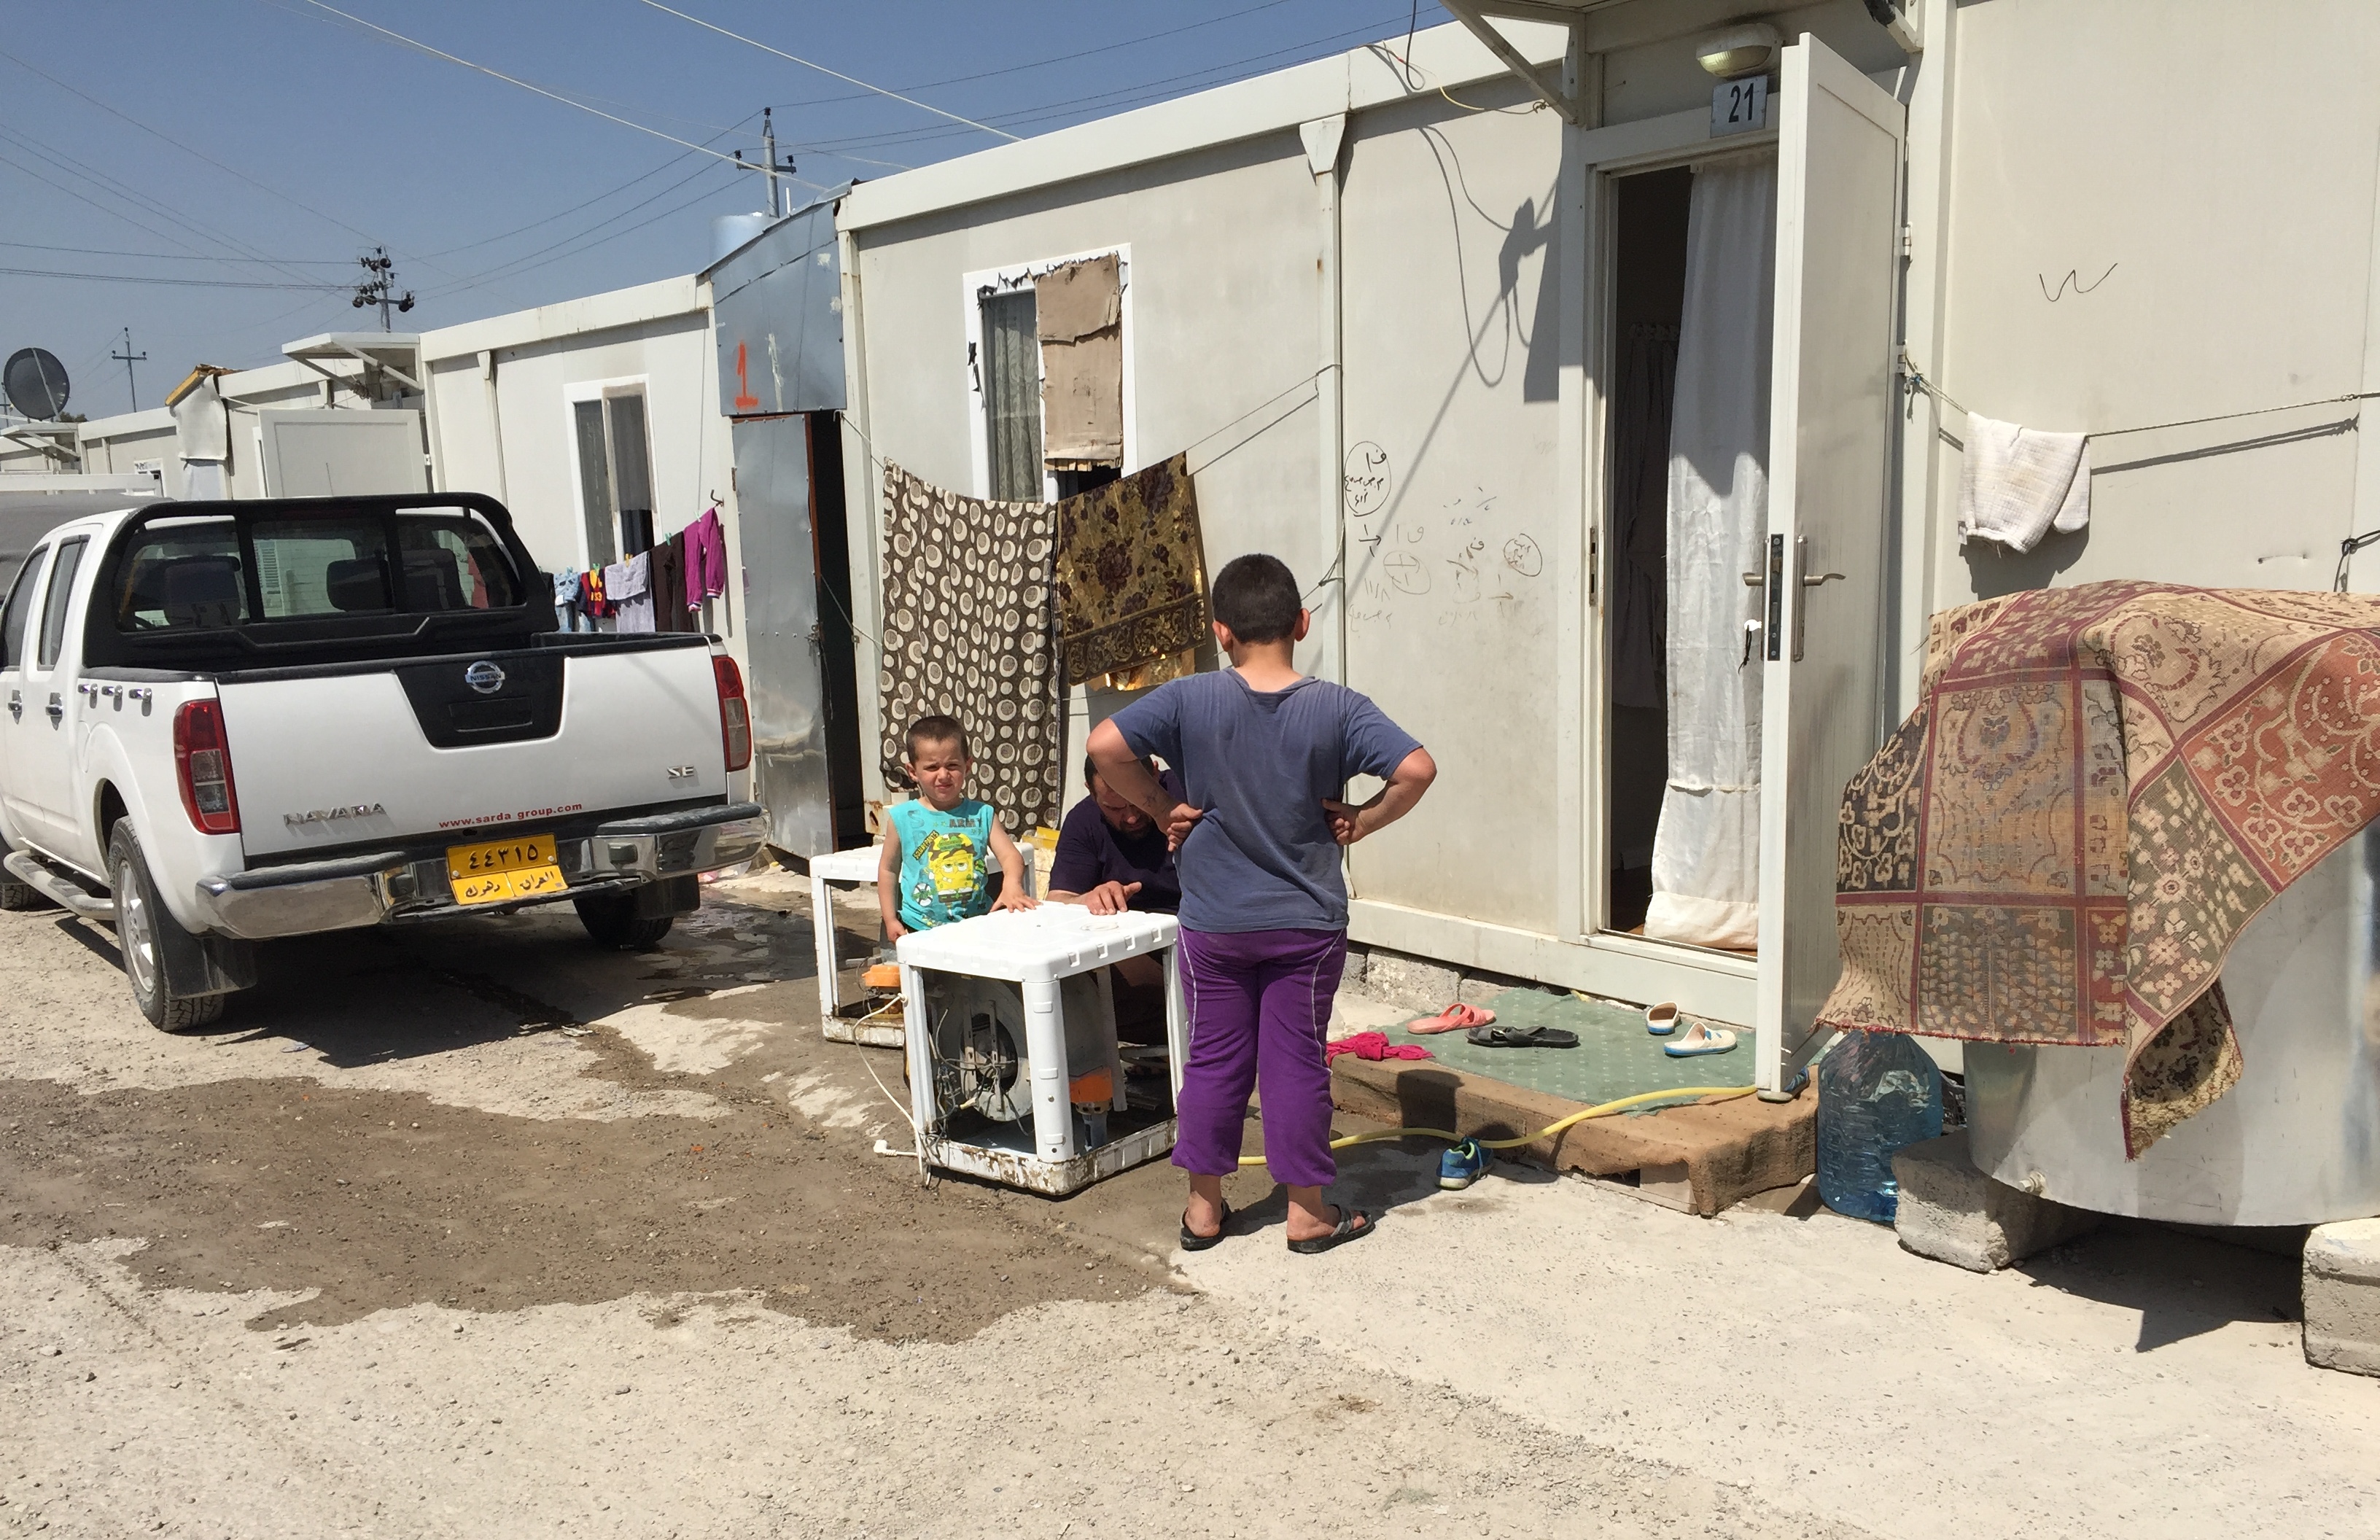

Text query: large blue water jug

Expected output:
[1816,1029,1944,1224]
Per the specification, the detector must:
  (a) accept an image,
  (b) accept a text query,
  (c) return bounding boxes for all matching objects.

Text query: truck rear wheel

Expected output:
[574,890,675,951]
[108,822,227,1032]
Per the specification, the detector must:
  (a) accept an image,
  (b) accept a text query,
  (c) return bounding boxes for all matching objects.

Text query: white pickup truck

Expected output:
[0,492,766,1030]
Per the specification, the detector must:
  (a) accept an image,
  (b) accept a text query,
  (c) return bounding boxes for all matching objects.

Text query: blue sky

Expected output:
[0,1,1431,419]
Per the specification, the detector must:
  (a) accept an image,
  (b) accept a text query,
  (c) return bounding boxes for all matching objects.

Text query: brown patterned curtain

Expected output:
[876,462,1062,834]
[1054,453,1207,687]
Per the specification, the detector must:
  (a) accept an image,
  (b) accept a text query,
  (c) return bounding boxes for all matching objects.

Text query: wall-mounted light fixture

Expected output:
[1695,21,1784,79]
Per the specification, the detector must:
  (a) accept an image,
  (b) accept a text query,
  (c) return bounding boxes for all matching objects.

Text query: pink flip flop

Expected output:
[1407,1002,1496,1035]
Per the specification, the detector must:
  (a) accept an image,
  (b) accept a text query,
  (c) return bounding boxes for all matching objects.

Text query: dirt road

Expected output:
[1,877,1868,1539]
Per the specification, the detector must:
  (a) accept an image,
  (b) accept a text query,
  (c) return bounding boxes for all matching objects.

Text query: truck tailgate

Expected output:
[217,640,726,860]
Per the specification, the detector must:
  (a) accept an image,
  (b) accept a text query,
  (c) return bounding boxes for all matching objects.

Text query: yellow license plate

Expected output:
[446,833,566,906]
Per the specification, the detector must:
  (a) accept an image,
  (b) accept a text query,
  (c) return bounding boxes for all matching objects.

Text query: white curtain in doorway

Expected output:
[1644,150,1776,952]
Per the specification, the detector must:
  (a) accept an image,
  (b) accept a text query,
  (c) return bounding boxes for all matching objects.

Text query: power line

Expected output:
[634,0,1021,142]
[287,0,824,189]
[768,0,1299,109]
[0,265,346,292]
[417,125,747,259]
[423,164,744,297]
[0,239,352,265]
[0,43,398,256]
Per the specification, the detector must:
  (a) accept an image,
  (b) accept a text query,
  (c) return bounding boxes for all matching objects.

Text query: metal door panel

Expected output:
[1752,36,1907,1094]
[734,416,833,857]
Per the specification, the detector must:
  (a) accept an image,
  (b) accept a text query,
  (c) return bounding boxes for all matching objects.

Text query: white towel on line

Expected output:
[1958,411,2091,553]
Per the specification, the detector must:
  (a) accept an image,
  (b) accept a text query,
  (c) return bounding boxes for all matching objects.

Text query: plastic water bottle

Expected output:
[1816,1030,1944,1224]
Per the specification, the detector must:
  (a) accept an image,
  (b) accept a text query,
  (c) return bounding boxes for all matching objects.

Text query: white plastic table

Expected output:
[895,904,1185,1191]
[806,843,1038,1028]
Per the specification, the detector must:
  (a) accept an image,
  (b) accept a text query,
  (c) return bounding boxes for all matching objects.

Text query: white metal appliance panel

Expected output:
[218,647,725,859]
[258,409,427,497]
[1753,34,1906,1094]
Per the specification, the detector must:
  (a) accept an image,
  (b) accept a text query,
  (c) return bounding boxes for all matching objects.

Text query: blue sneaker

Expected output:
[1439,1138,1489,1191]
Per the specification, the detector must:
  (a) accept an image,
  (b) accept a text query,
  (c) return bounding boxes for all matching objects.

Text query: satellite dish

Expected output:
[4,348,70,420]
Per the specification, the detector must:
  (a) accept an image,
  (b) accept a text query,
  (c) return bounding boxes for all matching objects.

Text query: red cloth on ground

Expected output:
[1323,1031,1433,1065]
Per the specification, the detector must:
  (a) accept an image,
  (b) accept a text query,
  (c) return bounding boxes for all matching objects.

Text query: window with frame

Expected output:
[979,290,1043,502]
[36,537,87,666]
[1,545,48,669]
[572,389,654,567]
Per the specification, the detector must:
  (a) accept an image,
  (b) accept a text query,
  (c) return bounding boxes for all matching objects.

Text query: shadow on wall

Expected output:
[1962,522,2091,599]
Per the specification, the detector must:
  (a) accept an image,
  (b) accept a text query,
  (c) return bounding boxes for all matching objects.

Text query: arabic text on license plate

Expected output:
[446,833,564,906]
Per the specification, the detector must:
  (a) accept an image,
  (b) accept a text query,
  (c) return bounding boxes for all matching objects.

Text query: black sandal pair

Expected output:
[1179,1202,1376,1255]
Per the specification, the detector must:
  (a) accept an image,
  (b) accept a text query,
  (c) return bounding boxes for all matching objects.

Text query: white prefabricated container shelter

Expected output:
[835,0,2380,1096]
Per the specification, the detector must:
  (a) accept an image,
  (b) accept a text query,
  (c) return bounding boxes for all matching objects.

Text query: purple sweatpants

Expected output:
[1172,926,1347,1189]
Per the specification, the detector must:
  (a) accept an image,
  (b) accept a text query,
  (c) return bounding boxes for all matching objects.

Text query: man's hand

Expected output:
[992,885,1040,914]
[1322,798,1372,846]
[1160,802,1204,851]
[1084,879,1141,915]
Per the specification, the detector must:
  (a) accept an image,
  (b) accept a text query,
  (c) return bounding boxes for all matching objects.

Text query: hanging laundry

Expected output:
[612,551,655,634]
[579,568,613,621]
[685,505,728,613]
[1958,412,2091,553]
[1053,452,1208,687]
[1819,581,2380,1156]
[650,528,687,633]
[877,461,1064,835]
[550,571,590,633]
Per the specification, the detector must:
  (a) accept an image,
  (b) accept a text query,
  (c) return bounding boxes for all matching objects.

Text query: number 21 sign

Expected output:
[1711,76,1769,138]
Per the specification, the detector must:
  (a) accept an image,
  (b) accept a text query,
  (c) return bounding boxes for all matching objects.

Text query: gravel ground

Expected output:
[2,874,2373,1537]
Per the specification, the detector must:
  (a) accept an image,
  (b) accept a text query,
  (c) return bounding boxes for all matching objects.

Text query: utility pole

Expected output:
[732,107,799,218]
[111,327,147,413]
[350,247,415,331]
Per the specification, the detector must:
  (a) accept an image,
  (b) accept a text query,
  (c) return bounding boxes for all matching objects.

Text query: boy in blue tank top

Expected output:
[877,714,1037,941]
[1089,553,1436,1254]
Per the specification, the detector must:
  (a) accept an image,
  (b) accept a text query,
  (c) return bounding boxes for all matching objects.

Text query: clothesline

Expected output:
[1904,359,2380,442]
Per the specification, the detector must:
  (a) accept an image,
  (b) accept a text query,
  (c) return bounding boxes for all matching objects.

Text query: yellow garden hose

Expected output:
[1234,1084,1759,1167]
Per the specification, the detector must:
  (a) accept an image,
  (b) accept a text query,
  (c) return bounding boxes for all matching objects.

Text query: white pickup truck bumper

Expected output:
[191,802,769,941]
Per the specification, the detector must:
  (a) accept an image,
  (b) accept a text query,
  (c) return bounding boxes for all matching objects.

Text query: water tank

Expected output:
[1967,820,2380,1226]
[710,212,777,268]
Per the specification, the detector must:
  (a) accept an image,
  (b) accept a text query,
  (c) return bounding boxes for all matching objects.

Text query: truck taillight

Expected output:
[714,655,752,773]
[174,699,241,835]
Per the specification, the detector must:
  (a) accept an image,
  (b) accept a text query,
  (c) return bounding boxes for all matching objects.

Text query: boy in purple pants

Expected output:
[1086,554,1435,1253]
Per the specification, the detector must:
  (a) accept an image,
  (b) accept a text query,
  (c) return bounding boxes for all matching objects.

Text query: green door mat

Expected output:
[1384,990,1753,1109]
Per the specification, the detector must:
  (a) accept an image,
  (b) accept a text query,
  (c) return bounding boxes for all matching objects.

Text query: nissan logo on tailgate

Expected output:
[464,661,506,696]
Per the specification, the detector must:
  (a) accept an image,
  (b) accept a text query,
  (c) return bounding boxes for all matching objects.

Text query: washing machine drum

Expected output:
[930,977,1035,1123]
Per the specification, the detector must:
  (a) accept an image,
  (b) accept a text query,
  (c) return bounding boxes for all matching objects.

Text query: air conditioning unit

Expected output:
[895,906,1184,1195]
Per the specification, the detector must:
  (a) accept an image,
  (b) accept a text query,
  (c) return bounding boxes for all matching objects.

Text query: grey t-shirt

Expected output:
[1108,671,1421,934]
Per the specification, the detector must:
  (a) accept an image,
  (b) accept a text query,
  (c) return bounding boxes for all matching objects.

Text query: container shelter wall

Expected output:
[1926,0,2380,631]
[849,133,1327,806]
[1338,84,1566,936]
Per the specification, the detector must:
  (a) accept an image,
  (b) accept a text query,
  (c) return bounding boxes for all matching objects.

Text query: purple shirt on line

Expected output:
[1108,671,1420,935]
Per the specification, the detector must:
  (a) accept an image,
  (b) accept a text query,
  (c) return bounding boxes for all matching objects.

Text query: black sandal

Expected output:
[1466,1024,1579,1049]
[1286,1205,1374,1255]
[1180,1200,1232,1251]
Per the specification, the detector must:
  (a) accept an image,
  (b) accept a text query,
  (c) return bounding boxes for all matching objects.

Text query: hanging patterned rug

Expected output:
[1819,581,2380,1156]
[876,462,1063,835]
[1054,452,1208,687]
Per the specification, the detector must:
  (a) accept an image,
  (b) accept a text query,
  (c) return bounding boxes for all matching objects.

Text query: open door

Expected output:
[1752,36,1905,1094]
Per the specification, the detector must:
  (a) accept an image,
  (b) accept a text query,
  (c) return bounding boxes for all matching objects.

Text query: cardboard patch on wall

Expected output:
[1035,254,1123,467]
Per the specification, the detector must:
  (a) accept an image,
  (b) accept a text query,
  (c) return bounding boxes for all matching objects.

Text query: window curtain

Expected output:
[980,289,1043,502]
[1644,150,1776,951]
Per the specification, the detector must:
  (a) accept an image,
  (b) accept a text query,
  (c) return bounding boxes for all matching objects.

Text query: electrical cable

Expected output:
[1903,361,2380,443]
[286,0,825,192]
[420,163,741,298]
[1234,1084,1761,1167]
[419,122,750,259]
[0,240,351,265]
[0,265,345,292]
[633,0,1022,143]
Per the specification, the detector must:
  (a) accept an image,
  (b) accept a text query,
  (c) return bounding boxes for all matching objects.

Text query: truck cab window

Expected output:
[397,510,524,611]
[37,537,87,666]
[114,517,247,631]
[1,546,47,667]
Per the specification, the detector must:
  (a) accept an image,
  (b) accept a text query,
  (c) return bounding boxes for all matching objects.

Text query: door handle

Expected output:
[44,692,62,723]
[1789,536,1848,662]
[5,691,18,723]
[1802,571,1847,588]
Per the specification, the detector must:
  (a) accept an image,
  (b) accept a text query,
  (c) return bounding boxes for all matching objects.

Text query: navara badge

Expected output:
[464,661,505,696]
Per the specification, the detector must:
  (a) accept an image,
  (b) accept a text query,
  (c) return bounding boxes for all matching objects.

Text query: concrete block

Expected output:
[1458,971,1533,1009]
[1891,1129,2101,1272]
[1340,946,1367,992]
[1363,949,1460,1015]
[2304,1218,2380,1377]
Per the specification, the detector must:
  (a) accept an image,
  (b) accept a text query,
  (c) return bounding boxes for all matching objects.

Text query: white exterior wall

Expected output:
[1916,0,2380,650]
